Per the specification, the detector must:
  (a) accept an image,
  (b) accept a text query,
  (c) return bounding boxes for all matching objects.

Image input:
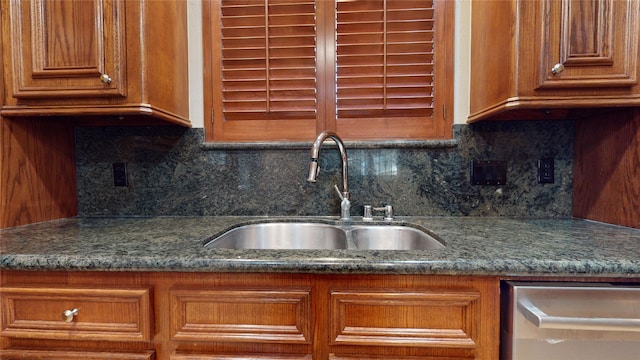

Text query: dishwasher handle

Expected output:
[517,297,640,332]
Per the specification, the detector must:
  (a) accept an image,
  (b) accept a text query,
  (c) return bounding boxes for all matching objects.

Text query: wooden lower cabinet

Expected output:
[0,349,155,360]
[1,286,152,341]
[329,357,469,360]
[0,271,499,360]
[170,354,312,360]
[322,276,497,360]
[169,288,313,345]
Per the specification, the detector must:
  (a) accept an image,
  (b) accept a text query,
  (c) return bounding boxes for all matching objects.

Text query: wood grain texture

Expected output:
[0,117,77,228]
[1,271,500,360]
[1,0,190,126]
[1,286,152,341]
[204,0,453,142]
[573,108,640,228]
[6,0,126,98]
[0,349,154,360]
[330,289,480,348]
[170,288,312,344]
[469,0,640,122]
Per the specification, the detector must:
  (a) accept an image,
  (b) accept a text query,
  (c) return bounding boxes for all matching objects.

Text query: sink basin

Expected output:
[350,225,445,250]
[204,220,446,251]
[204,222,348,249]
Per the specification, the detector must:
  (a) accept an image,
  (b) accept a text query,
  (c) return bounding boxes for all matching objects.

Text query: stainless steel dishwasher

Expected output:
[501,282,640,360]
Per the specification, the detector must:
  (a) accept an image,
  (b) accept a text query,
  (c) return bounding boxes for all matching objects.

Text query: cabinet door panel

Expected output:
[329,356,470,360]
[330,289,480,348]
[171,353,311,360]
[8,0,126,98]
[538,0,639,88]
[0,349,154,360]
[0,286,152,341]
[170,288,312,344]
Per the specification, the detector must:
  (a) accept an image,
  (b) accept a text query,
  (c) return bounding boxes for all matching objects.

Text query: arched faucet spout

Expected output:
[307,131,350,220]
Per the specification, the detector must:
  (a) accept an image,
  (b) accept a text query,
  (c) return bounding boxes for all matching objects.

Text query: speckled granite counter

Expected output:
[1,216,639,278]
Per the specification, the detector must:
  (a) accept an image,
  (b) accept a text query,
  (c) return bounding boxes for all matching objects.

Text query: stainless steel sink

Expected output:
[350,225,445,250]
[204,220,446,251]
[204,222,348,249]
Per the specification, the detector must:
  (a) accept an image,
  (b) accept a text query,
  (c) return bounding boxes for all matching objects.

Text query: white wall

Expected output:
[187,0,471,129]
[187,0,205,128]
[453,0,471,125]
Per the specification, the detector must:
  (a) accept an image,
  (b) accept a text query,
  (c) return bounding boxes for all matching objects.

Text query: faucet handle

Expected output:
[376,205,393,221]
[363,204,393,221]
[363,205,374,221]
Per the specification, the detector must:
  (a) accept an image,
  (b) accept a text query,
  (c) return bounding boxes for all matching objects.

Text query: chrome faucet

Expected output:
[307,131,350,220]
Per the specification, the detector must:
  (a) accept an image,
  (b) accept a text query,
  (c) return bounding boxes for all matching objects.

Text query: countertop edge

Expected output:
[2,216,640,278]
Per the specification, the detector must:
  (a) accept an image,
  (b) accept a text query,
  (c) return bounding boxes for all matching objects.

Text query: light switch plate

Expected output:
[113,162,128,187]
[471,160,507,185]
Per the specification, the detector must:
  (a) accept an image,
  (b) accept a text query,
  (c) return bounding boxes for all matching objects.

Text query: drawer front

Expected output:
[170,288,312,344]
[0,349,154,360]
[330,289,481,348]
[1,286,152,341]
[171,353,311,360]
[329,356,471,360]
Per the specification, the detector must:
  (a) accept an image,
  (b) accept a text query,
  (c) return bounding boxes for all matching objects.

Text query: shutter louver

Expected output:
[205,0,452,142]
[219,0,318,122]
[335,0,436,135]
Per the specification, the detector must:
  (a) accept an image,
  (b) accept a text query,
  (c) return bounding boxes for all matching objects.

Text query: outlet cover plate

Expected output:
[537,158,554,183]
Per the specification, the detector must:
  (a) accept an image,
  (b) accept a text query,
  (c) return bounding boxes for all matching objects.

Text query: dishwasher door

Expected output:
[502,282,640,360]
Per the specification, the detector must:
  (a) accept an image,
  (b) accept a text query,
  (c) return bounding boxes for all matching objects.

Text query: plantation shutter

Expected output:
[333,0,445,139]
[205,0,453,142]
[210,0,321,141]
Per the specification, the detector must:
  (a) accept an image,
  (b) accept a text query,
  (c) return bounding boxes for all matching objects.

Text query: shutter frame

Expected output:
[203,0,453,142]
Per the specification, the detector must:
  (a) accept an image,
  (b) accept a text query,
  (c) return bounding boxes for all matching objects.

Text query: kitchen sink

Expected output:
[204,222,348,249]
[204,220,445,250]
[350,225,445,250]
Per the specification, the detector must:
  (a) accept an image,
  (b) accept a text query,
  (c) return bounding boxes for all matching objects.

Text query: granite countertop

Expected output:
[1,216,639,278]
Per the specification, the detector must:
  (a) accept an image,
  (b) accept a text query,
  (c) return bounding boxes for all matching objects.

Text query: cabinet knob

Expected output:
[100,74,112,84]
[62,308,78,322]
[551,63,565,75]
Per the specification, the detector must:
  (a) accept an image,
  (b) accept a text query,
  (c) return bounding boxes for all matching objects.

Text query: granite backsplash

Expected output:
[75,121,573,218]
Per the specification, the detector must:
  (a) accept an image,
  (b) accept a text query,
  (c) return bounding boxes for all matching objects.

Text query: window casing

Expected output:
[203,0,454,142]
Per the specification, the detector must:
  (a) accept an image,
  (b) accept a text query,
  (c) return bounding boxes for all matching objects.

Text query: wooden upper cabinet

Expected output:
[538,0,638,89]
[469,0,640,122]
[9,0,126,99]
[1,0,190,126]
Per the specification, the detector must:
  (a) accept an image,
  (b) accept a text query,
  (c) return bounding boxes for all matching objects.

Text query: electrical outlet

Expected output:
[113,162,128,187]
[537,158,554,183]
[471,160,507,185]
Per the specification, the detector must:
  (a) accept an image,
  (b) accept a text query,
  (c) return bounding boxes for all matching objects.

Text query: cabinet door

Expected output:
[1,286,152,341]
[329,289,480,349]
[0,349,154,360]
[169,288,312,344]
[538,0,639,89]
[171,353,311,360]
[6,0,126,98]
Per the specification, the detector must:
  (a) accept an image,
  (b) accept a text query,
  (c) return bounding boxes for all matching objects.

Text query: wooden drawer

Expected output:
[329,355,471,360]
[170,288,312,344]
[171,353,311,360]
[0,286,152,341]
[0,349,155,359]
[330,288,481,348]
